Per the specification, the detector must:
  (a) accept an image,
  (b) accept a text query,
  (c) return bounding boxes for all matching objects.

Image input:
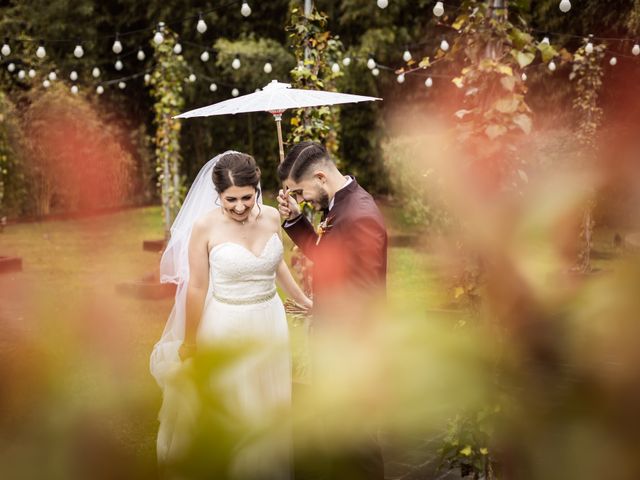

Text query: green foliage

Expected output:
[0,92,26,218]
[148,27,189,237]
[285,5,343,163]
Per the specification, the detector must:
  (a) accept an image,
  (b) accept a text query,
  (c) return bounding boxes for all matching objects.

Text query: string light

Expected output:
[188,73,197,82]
[70,70,78,81]
[633,44,640,56]
[92,67,101,78]
[559,0,571,13]
[232,55,241,69]
[403,49,412,62]
[7,63,15,72]
[115,58,123,71]
[96,85,104,95]
[342,57,351,66]
[331,62,340,73]
[1,39,10,56]
[43,79,51,88]
[585,41,594,54]
[36,41,46,58]
[541,36,550,45]
[367,57,376,69]
[197,14,207,34]
[48,71,57,81]
[118,81,126,89]
[173,43,183,54]
[433,1,444,17]
[18,70,25,80]
[371,67,380,76]
[548,60,557,71]
[241,2,252,17]
[74,43,84,58]
[200,50,210,62]
[28,69,36,78]
[209,82,218,92]
[153,23,165,45]
[137,48,146,61]
[440,39,450,51]
[71,85,78,95]
[425,77,433,87]
[144,73,151,83]
[521,72,527,81]
[397,73,405,83]
[263,61,272,74]
[112,35,123,54]
[610,57,617,66]
[377,0,389,9]
[231,88,239,96]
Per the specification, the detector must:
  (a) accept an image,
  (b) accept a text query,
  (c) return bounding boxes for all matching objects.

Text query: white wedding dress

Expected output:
[156,232,291,479]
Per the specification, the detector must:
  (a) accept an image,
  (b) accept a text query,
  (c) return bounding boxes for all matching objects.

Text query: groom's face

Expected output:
[285,174,330,212]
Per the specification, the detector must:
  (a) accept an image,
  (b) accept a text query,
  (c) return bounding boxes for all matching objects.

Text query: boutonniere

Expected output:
[316,215,335,245]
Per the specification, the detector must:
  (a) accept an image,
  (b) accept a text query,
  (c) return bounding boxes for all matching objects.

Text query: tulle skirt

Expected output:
[157,294,291,479]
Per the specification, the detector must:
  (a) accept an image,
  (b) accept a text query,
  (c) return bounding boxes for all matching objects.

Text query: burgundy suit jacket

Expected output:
[284,178,388,305]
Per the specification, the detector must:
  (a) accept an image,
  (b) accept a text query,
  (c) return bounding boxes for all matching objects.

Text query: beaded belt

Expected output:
[211,289,277,305]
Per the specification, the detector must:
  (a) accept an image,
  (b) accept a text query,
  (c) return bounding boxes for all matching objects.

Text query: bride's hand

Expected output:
[179,342,197,361]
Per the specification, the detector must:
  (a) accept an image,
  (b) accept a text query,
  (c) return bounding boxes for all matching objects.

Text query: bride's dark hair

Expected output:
[211,152,262,212]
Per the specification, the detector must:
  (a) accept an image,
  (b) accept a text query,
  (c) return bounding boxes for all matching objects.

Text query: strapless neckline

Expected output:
[209,232,280,259]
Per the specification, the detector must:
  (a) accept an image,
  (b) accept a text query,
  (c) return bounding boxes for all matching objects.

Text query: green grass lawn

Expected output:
[0,205,445,478]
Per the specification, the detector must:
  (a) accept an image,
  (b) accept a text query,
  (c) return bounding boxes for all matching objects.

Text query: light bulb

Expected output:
[173,43,183,54]
[1,42,10,56]
[397,73,405,83]
[112,38,122,54]
[633,44,640,56]
[403,49,412,62]
[188,73,196,82]
[521,72,527,81]
[36,44,46,58]
[377,0,388,9]
[433,1,444,17]
[331,62,340,73]
[70,71,78,81]
[154,31,164,45]
[18,70,25,80]
[559,0,571,13]
[144,73,151,83]
[367,57,376,69]
[241,2,252,17]
[71,85,78,95]
[48,71,57,81]
[43,79,51,88]
[585,42,593,54]
[115,59,123,71]
[342,56,351,66]
[440,39,450,51]
[28,69,36,78]
[263,62,272,74]
[197,17,207,34]
[92,67,100,78]
[541,36,550,45]
[232,56,241,70]
[209,82,218,92]
[74,44,84,58]
[118,81,126,89]
[232,88,239,97]
[137,48,146,61]
[610,57,617,66]
[548,60,556,71]
[7,63,15,72]
[372,68,380,76]
[96,85,104,95]
[425,77,433,88]
[200,50,210,62]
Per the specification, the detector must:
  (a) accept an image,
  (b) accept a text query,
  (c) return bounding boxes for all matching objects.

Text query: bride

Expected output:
[150,151,311,479]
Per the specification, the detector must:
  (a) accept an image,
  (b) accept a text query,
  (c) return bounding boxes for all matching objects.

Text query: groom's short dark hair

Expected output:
[278,141,332,182]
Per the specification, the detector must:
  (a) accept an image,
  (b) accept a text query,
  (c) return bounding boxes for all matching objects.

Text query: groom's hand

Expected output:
[277,188,301,221]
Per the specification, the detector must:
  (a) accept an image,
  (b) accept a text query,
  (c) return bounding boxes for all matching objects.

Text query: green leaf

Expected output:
[513,113,532,134]
[460,445,473,456]
[538,43,558,63]
[500,76,516,92]
[515,50,535,68]
[494,96,519,114]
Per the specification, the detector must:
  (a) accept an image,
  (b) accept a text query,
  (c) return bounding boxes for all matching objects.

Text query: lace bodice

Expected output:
[208,233,283,303]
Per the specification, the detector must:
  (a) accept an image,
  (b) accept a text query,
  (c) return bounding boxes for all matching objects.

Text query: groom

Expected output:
[277,141,387,480]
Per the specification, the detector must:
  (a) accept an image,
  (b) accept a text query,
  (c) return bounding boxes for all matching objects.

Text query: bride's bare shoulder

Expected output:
[193,208,222,232]
[260,204,281,224]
